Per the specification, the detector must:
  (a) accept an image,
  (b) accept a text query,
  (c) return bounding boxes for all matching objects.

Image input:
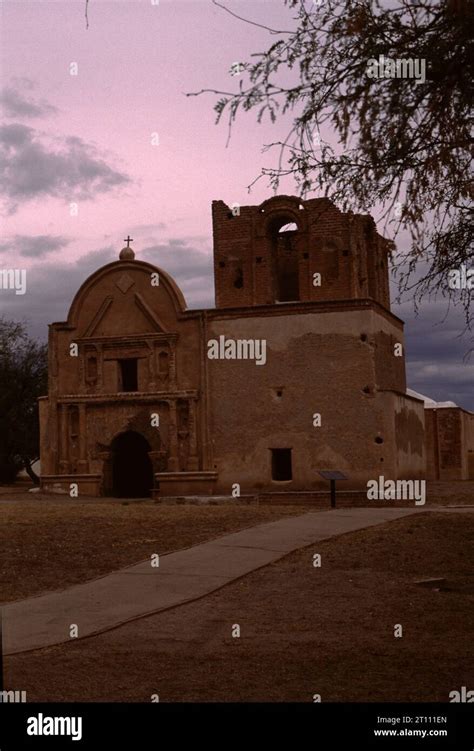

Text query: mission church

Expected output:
[39,195,473,498]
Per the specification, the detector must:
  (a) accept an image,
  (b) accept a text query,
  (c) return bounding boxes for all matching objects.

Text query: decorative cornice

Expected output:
[75,333,179,345]
[56,390,199,404]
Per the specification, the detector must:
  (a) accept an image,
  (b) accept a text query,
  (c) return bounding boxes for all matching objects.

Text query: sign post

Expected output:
[318,471,348,508]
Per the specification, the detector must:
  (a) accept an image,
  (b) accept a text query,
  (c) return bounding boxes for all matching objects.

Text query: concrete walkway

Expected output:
[2,507,427,655]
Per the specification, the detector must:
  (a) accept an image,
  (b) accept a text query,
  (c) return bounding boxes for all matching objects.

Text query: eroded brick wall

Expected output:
[212,195,391,310]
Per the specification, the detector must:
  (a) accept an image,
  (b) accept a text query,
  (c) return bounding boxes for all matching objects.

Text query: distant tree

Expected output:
[193,0,473,325]
[0,319,48,484]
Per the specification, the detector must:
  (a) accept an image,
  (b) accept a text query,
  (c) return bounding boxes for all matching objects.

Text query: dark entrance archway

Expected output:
[111,431,153,498]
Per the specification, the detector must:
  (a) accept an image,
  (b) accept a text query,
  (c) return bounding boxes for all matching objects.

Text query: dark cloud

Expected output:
[0,85,58,119]
[141,241,214,307]
[0,123,31,148]
[0,247,115,339]
[141,240,212,280]
[74,247,116,270]
[393,297,474,412]
[0,123,131,212]
[0,234,70,258]
[389,250,474,411]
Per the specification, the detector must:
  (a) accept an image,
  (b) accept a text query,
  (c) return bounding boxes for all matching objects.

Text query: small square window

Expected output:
[271,448,292,481]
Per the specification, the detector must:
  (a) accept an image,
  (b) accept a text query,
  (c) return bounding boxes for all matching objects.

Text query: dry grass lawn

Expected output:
[5,511,474,702]
[0,498,305,602]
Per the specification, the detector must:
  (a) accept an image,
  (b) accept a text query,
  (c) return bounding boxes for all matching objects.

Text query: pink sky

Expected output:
[1,0,297,255]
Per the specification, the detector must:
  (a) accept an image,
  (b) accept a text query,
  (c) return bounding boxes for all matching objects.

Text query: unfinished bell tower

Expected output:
[212,195,391,310]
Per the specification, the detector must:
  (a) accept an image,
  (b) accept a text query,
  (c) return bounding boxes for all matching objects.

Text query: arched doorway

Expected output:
[111,431,153,498]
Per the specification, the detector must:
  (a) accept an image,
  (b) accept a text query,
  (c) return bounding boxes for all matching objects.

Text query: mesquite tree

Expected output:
[192,0,473,324]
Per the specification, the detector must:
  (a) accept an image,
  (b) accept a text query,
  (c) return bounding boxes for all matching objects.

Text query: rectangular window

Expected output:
[271,448,292,481]
[118,359,138,392]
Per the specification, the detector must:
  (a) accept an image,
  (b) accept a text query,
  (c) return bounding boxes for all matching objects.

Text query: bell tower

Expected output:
[212,195,391,310]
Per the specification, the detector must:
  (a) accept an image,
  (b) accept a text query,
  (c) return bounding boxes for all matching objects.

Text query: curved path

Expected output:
[1,507,445,656]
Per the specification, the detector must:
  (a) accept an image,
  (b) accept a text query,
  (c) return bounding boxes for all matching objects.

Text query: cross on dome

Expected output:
[119,235,135,260]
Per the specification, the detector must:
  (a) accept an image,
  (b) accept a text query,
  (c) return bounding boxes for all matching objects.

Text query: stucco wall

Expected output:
[206,307,411,492]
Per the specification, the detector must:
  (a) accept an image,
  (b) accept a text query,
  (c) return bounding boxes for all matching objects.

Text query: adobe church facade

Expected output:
[39,195,427,498]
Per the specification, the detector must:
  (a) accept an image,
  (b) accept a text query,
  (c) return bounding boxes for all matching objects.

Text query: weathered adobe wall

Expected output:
[438,408,463,481]
[424,408,439,480]
[424,407,473,481]
[206,307,409,492]
[372,324,406,392]
[426,407,468,480]
[390,392,425,478]
[466,412,474,479]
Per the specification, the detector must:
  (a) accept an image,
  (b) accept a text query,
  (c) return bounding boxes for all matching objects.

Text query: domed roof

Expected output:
[119,245,135,260]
